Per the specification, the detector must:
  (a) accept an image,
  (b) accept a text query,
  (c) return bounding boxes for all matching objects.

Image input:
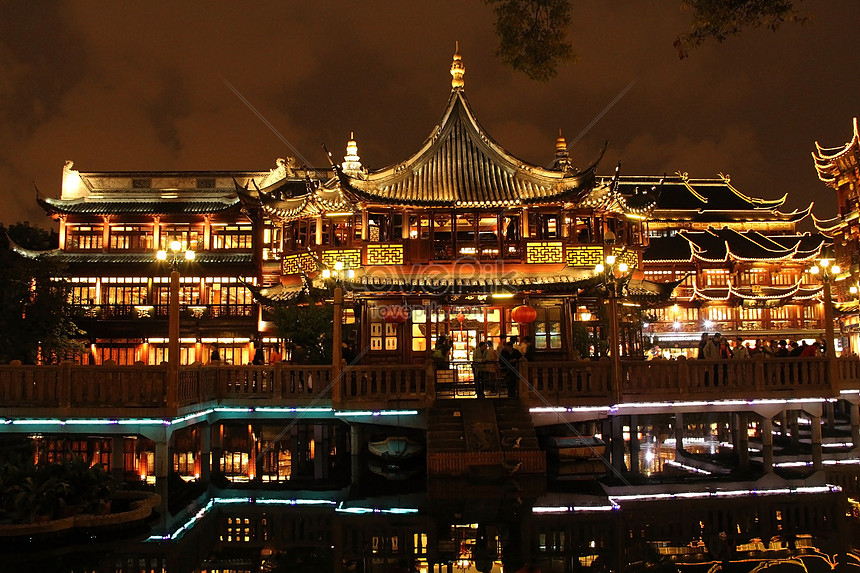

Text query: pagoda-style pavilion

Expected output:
[30,47,835,365]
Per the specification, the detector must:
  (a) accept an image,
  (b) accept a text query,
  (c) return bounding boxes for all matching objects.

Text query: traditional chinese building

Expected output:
[31,48,834,365]
[813,117,860,352]
[638,174,829,352]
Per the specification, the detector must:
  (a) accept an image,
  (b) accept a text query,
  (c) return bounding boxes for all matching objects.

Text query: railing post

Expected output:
[754,354,765,392]
[677,356,689,397]
[60,361,72,409]
[331,286,343,406]
[518,358,529,403]
[273,363,283,400]
[425,359,436,403]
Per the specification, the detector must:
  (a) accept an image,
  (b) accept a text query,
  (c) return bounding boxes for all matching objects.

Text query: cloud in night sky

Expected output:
[0,0,858,228]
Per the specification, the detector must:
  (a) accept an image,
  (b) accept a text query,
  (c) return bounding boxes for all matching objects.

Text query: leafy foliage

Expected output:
[0,223,85,364]
[485,0,576,82]
[273,301,336,365]
[484,0,807,79]
[271,287,357,365]
[675,0,805,59]
[0,451,116,523]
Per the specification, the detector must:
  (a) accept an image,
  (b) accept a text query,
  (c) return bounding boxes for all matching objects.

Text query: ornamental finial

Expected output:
[342,131,362,175]
[451,41,465,90]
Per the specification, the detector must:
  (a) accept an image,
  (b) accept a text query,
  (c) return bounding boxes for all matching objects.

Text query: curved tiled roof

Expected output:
[38,196,241,216]
[624,175,808,222]
[338,90,600,207]
[812,117,860,185]
[678,228,827,263]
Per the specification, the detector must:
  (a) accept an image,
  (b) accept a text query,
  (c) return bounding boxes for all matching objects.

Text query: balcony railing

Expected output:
[1,356,858,415]
[71,303,257,319]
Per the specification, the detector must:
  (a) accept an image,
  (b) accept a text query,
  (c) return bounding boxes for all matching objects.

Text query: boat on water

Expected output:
[367,436,424,461]
[546,435,606,460]
[366,457,423,481]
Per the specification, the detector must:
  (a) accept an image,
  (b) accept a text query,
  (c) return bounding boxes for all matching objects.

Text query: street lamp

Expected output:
[156,240,195,409]
[320,261,355,381]
[594,253,630,405]
[810,258,840,384]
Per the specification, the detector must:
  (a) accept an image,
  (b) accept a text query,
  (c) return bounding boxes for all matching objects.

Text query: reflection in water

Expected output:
[2,479,857,573]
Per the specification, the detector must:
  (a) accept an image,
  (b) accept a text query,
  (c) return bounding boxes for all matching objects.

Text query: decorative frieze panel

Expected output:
[566,246,640,269]
[566,246,603,268]
[322,249,362,269]
[282,252,317,275]
[525,241,564,264]
[366,244,404,266]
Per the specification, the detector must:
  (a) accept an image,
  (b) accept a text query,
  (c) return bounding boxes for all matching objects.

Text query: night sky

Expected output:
[2,1,859,229]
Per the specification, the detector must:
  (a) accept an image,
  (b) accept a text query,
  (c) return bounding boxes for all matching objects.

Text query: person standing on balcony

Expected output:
[703,333,721,359]
[732,338,749,359]
[269,344,282,364]
[520,336,536,362]
[499,340,522,397]
[252,345,264,365]
[697,333,710,359]
[210,346,220,363]
[472,341,492,398]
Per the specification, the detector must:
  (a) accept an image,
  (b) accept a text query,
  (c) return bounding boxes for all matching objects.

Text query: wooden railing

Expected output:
[177,364,332,406]
[338,365,429,408]
[1,356,859,415]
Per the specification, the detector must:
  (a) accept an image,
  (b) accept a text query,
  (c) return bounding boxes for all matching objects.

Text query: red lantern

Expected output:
[381,305,409,323]
[511,305,537,324]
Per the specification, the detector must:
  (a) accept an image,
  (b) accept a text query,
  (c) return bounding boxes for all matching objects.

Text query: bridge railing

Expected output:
[2,355,859,415]
[0,363,169,411]
[338,364,429,408]
[178,364,332,406]
[525,361,613,405]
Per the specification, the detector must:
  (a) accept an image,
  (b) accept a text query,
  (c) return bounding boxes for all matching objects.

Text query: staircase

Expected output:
[426,398,545,476]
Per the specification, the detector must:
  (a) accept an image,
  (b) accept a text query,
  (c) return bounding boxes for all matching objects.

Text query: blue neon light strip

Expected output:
[1,407,417,427]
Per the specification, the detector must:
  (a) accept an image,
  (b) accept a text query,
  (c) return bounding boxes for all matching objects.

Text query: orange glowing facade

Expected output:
[32,49,833,364]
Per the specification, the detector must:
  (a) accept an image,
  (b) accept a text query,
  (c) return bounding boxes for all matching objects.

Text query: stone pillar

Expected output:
[611,415,625,476]
[211,423,223,477]
[850,401,860,450]
[674,412,685,456]
[778,410,788,438]
[811,414,823,472]
[736,413,750,472]
[761,415,774,474]
[314,424,325,480]
[200,423,211,481]
[350,423,363,484]
[629,415,640,476]
[789,410,800,449]
[825,401,836,432]
[111,436,125,483]
[155,439,170,519]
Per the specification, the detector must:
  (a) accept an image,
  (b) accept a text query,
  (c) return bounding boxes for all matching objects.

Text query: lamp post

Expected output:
[595,254,630,405]
[849,283,860,355]
[321,260,355,383]
[156,240,195,409]
[810,258,840,384]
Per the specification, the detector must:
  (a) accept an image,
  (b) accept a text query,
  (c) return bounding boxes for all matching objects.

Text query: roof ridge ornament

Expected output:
[342,131,363,175]
[451,41,465,90]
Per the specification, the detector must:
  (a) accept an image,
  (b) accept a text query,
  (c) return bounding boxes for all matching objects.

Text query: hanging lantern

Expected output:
[511,305,537,324]
[381,305,409,323]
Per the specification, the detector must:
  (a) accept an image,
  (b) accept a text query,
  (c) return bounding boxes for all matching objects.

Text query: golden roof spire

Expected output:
[556,129,568,156]
[451,41,465,90]
[342,131,362,174]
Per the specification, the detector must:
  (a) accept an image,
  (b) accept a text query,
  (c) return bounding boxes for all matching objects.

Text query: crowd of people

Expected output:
[433,334,535,397]
[695,333,824,360]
